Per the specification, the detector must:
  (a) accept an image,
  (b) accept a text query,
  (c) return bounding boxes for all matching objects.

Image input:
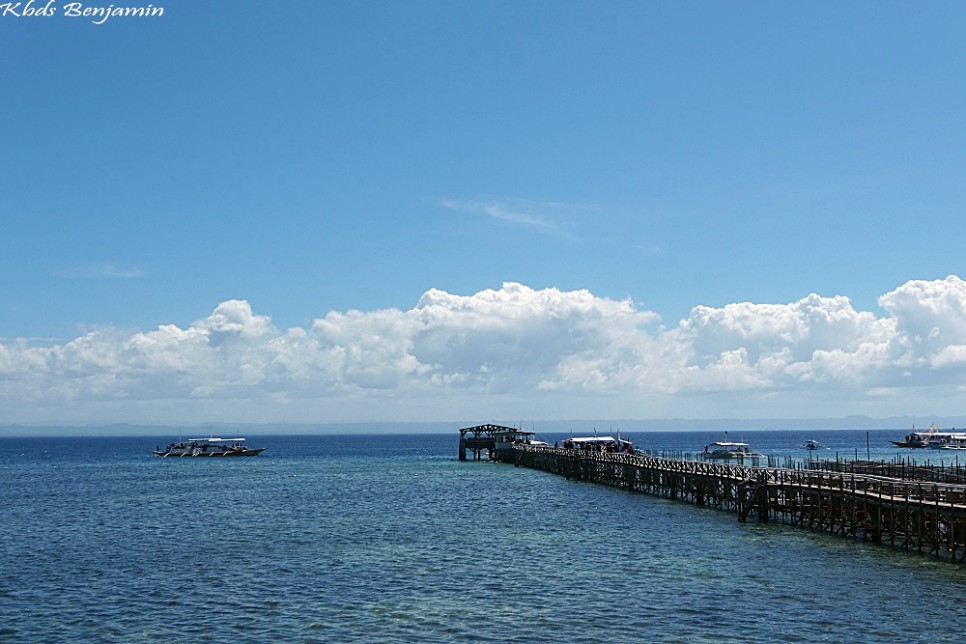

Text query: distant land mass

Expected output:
[0,416,962,437]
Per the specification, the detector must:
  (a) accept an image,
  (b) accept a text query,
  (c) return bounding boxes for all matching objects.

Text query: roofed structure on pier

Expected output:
[458,423,534,461]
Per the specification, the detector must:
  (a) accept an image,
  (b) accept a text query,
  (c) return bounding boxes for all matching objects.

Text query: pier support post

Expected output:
[756,483,769,524]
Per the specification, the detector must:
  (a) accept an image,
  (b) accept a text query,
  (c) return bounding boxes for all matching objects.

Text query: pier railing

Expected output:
[499,444,966,563]
[806,458,966,485]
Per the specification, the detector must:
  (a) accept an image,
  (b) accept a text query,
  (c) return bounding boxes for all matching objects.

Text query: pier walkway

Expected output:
[499,444,966,563]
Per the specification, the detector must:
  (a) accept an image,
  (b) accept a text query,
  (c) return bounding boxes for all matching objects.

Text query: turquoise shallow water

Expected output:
[2,430,966,642]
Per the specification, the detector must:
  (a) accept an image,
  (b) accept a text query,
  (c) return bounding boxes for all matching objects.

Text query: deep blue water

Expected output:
[2,430,966,642]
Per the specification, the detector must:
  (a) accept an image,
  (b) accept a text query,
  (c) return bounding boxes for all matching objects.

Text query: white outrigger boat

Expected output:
[562,434,637,454]
[701,433,764,461]
[154,437,265,457]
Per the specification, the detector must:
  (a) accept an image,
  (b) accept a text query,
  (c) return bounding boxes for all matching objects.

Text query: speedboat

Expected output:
[154,437,266,457]
[803,439,824,450]
[701,433,764,460]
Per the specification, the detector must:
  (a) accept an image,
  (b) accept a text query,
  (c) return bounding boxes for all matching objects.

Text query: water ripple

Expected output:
[3,434,966,642]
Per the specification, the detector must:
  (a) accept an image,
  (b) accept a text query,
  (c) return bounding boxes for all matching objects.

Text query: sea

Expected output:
[2,429,966,643]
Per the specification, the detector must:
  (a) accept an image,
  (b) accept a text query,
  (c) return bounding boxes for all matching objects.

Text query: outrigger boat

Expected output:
[154,437,265,457]
[701,433,764,460]
[891,427,930,448]
[562,434,637,454]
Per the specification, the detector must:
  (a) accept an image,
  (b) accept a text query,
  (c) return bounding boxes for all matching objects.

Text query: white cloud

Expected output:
[879,275,966,364]
[440,196,564,233]
[671,293,896,389]
[57,263,143,279]
[4,277,966,423]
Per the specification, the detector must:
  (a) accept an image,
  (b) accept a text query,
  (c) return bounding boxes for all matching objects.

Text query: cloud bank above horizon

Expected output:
[3,276,966,424]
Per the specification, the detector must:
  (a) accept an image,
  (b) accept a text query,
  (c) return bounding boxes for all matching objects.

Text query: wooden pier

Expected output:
[495,443,966,563]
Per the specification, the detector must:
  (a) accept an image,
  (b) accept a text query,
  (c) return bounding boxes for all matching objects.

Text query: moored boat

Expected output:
[940,434,966,450]
[701,433,764,460]
[890,424,964,449]
[154,437,265,457]
[562,435,637,454]
[891,428,929,448]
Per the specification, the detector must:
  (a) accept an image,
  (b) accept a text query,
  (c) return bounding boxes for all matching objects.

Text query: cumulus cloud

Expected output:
[4,277,966,422]
[879,276,966,370]
[673,294,896,389]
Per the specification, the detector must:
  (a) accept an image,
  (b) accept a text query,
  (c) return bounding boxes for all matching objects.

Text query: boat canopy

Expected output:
[569,436,617,444]
[187,437,247,442]
[707,441,749,448]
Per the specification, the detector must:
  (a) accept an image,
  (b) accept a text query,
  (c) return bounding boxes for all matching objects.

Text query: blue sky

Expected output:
[3,1,966,426]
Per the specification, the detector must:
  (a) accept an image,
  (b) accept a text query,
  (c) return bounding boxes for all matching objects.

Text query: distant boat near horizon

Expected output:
[153,437,265,457]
